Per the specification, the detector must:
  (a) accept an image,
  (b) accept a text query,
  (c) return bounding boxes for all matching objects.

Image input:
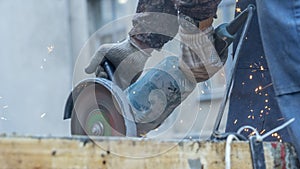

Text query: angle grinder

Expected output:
[63,6,253,137]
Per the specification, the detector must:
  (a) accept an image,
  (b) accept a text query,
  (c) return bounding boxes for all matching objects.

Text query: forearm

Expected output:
[129,0,222,50]
[129,0,179,49]
[175,0,221,21]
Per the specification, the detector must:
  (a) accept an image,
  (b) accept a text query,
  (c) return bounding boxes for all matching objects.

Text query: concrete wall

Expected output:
[0,0,137,137]
[0,0,77,136]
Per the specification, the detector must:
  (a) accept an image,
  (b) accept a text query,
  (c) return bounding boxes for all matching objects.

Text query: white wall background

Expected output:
[0,0,138,137]
[0,0,74,136]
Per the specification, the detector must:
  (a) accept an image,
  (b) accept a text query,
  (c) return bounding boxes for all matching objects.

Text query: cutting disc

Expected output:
[70,78,137,137]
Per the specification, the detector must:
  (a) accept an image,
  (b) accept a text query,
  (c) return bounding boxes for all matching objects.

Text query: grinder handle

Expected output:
[214,4,255,56]
[226,4,256,35]
[101,60,115,81]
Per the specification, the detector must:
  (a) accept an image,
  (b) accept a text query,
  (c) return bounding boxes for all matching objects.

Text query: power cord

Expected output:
[225,118,295,169]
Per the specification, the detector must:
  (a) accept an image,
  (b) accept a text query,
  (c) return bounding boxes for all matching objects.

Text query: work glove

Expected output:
[85,38,151,90]
[179,26,227,82]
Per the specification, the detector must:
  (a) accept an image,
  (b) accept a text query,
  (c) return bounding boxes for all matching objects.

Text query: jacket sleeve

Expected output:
[175,0,221,20]
[129,0,179,49]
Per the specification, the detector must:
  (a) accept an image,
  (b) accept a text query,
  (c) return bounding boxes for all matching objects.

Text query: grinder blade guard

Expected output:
[64,77,137,137]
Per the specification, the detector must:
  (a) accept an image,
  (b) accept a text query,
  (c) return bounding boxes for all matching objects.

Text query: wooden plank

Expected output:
[0,137,298,169]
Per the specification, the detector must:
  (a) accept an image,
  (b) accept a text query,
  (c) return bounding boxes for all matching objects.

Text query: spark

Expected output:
[47,45,54,54]
[260,66,264,71]
[154,128,159,131]
[242,82,245,85]
[262,83,273,90]
[249,131,256,136]
[132,91,136,94]
[199,107,202,111]
[245,37,248,40]
[40,113,46,118]
[260,129,266,135]
[249,64,253,68]
[40,65,44,69]
[251,70,257,73]
[43,58,47,62]
[277,118,285,121]
[234,119,238,125]
[3,105,8,109]
[0,96,2,99]
[236,8,242,13]
[252,115,255,120]
[265,99,269,103]
[1,117,7,121]
[260,110,264,113]
[249,75,253,80]
[268,108,271,111]
[201,90,205,94]
[248,115,251,119]
[256,83,273,92]
[250,109,254,112]
[180,120,183,124]
[172,65,176,69]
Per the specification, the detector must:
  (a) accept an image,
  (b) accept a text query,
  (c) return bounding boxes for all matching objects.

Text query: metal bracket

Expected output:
[249,136,266,169]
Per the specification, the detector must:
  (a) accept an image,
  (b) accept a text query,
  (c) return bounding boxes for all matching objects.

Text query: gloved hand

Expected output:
[85,38,151,89]
[179,26,227,82]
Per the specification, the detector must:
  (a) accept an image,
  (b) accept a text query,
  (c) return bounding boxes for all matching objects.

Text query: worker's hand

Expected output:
[85,38,151,89]
[179,26,227,82]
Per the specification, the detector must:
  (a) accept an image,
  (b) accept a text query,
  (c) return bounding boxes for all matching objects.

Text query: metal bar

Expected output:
[102,60,115,81]
[211,4,255,139]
